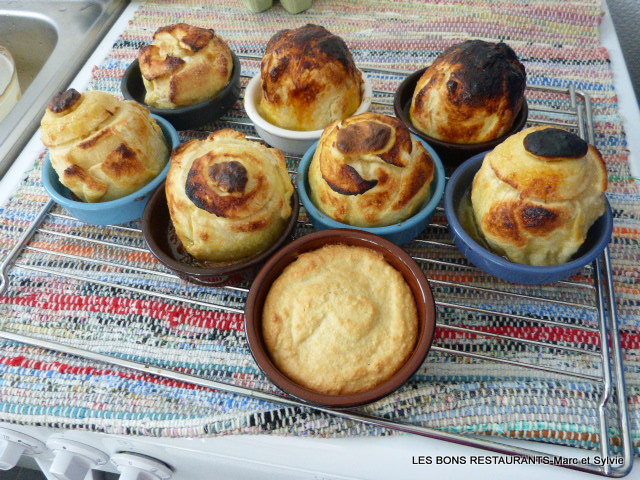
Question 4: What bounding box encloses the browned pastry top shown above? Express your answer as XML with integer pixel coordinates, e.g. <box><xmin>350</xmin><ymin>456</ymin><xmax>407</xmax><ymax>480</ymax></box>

<box><xmin>165</xmin><ymin>129</ymin><xmax>294</xmax><ymax>262</ymax></box>
<box><xmin>41</xmin><ymin>89</ymin><xmax>169</xmax><ymax>203</ymax></box>
<box><xmin>309</xmin><ymin>113</ymin><xmax>434</xmax><ymax>227</ymax></box>
<box><xmin>138</xmin><ymin>23</ymin><xmax>233</xmax><ymax>109</ymax></box>
<box><xmin>48</xmin><ymin>89</ymin><xmax>82</xmax><ymax>114</ymax></box>
<box><xmin>258</xmin><ymin>24</ymin><xmax>363</xmax><ymax>131</ymax></box>
<box><xmin>471</xmin><ymin>126</ymin><xmax>607</xmax><ymax>265</ymax></box>
<box><xmin>410</xmin><ymin>40</ymin><xmax>526</xmax><ymax>144</ymax></box>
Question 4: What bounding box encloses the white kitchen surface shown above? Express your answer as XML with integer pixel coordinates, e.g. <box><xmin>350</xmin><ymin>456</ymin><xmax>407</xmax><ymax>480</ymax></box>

<box><xmin>0</xmin><ymin>1</ymin><xmax>637</xmax><ymax>479</ymax></box>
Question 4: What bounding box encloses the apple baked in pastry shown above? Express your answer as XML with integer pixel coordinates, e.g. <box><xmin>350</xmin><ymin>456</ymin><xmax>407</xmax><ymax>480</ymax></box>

<box><xmin>41</xmin><ymin>89</ymin><xmax>169</xmax><ymax>203</ymax></box>
<box><xmin>308</xmin><ymin>112</ymin><xmax>435</xmax><ymax>227</ymax></box>
<box><xmin>259</xmin><ymin>24</ymin><xmax>363</xmax><ymax>131</ymax></box>
<box><xmin>139</xmin><ymin>23</ymin><xmax>233</xmax><ymax>109</ymax></box>
<box><xmin>410</xmin><ymin>40</ymin><xmax>526</xmax><ymax>144</ymax></box>
<box><xmin>471</xmin><ymin>126</ymin><xmax>608</xmax><ymax>266</ymax></box>
<box><xmin>165</xmin><ymin>129</ymin><xmax>294</xmax><ymax>262</ymax></box>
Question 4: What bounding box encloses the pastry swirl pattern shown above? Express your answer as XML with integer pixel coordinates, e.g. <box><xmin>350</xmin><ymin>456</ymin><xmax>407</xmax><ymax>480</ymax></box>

<box><xmin>166</xmin><ymin>129</ymin><xmax>294</xmax><ymax>262</ymax></box>
<box><xmin>309</xmin><ymin>113</ymin><xmax>434</xmax><ymax>227</ymax></box>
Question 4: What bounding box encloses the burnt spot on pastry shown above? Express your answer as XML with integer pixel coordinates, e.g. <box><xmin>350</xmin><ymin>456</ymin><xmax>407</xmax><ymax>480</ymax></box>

<box><xmin>323</xmin><ymin>164</ymin><xmax>378</xmax><ymax>195</ymax></box>
<box><xmin>185</xmin><ymin>153</ymin><xmax>259</xmax><ymax>217</ymax></box>
<box><xmin>523</xmin><ymin>128</ymin><xmax>588</xmax><ymax>159</ymax></box>
<box><xmin>155</xmin><ymin>23</ymin><xmax>215</xmax><ymax>52</ymax></box>
<box><xmin>63</xmin><ymin>164</ymin><xmax>88</xmax><ymax>181</ymax></box>
<box><xmin>139</xmin><ymin>45</ymin><xmax>186</xmax><ymax>81</ymax></box>
<box><xmin>289</xmin><ymin>79</ymin><xmax>322</xmax><ymax>104</ymax></box>
<box><xmin>209</xmin><ymin>161</ymin><xmax>248</xmax><ymax>193</ymax></box>
<box><xmin>269</xmin><ymin>56</ymin><xmax>290</xmax><ymax>83</ymax></box>
<box><xmin>517</xmin><ymin>203</ymin><xmax>562</xmax><ymax>235</ymax></box>
<box><xmin>336</xmin><ymin>121</ymin><xmax>392</xmax><ymax>154</ymax></box>
<box><xmin>48</xmin><ymin>89</ymin><xmax>81</xmax><ymax>113</ymax></box>
<box><xmin>62</xmin><ymin>164</ymin><xmax>108</xmax><ymax>194</ymax></box>
<box><xmin>267</xmin><ymin>24</ymin><xmax>354</xmax><ymax>70</ymax></box>
<box><xmin>264</xmin><ymin>29</ymin><xmax>288</xmax><ymax>54</ymax></box>
<box><xmin>180</xmin><ymin>28</ymin><xmax>215</xmax><ymax>52</ymax></box>
<box><xmin>434</xmin><ymin>40</ymin><xmax>526</xmax><ymax>109</ymax></box>
<box><xmin>379</xmin><ymin>117</ymin><xmax>412</xmax><ymax>167</ymax></box>
<box><xmin>483</xmin><ymin>201</ymin><xmax>525</xmax><ymax>247</ymax></box>
<box><xmin>78</xmin><ymin>128</ymin><xmax>111</xmax><ymax>150</ymax></box>
<box><xmin>231</xmin><ymin>218</ymin><xmax>269</xmax><ymax>233</ymax></box>
<box><xmin>262</xmin><ymin>24</ymin><xmax>359</xmax><ymax>92</ymax></box>
<box><xmin>102</xmin><ymin>144</ymin><xmax>146</xmax><ymax>181</ymax></box>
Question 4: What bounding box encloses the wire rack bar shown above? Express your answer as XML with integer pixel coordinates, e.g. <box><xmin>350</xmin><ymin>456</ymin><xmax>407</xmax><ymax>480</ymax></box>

<box><xmin>0</xmin><ymin>329</ymin><xmax>616</xmax><ymax>477</ymax></box>
<box><xmin>0</xmin><ymin>58</ymin><xmax>632</xmax><ymax>477</ymax></box>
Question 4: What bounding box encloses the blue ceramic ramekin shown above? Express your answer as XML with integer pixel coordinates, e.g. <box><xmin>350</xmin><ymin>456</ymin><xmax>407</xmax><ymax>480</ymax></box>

<box><xmin>444</xmin><ymin>151</ymin><xmax>614</xmax><ymax>285</ymax></box>
<box><xmin>297</xmin><ymin>137</ymin><xmax>446</xmax><ymax>245</ymax></box>
<box><xmin>42</xmin><ymin>114</ymin><xmax>180</xmax><ymax>226</ymax></box>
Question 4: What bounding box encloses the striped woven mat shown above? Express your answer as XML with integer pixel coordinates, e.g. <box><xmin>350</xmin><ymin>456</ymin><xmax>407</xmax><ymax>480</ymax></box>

<box><xmin>1</xmin><ymin>0</ymin><xmax>639</xmax><ymax>456</ymax></box>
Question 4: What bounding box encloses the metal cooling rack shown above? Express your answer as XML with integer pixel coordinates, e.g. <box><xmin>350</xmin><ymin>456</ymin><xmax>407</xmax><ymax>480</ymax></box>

<box><xmin>0</xmin><ymin>54</ymin><xmax>633</xmax><ymax>477</ymax></box>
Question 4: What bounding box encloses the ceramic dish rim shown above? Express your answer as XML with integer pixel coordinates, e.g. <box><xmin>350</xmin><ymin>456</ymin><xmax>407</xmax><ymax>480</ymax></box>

<box><xmin>42</xmin><ymin>114</ymin><xmax>180</xmax><ymax>211</ymax></box>
<box><xmin>444</xmin><ymin>151</ymin><xmax>614</xmax><ymax>275</ymax></box>
<box><xmin>296</xmin><ymin>136</ymin><xmax>446</xmax><ymax>235</ymax></box>
<box><xmin>244</xmin><ymin>228</ymin><xmax>437</xmax><ymax>408</ymax></box>
<box><xmin>243</xmin><ymin>70</ymin><xmax>373</xmax><ymax>140</ymax></box>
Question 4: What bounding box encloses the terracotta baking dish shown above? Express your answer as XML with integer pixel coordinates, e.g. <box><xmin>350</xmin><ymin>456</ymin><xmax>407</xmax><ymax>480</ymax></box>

<box><xmin>244</xmin><ymin>229</ymin><xmax>437</xmax><ymax>408</ymax></box>
<box><xmin>141</xmin><ymin>181</ymin><xmax>300</xmax><ymax>286</ymax></box>
<box><xmin>394</xmin><ymin>67</ymin><xmax>528</xmax><ymax>171</ymax></box>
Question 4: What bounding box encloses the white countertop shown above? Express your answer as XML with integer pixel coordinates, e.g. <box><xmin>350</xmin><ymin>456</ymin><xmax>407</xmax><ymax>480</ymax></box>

<box><xmin>0</xmin><ymin>1</ymin><xmax>637</xmax><ymax>479</ymax></box>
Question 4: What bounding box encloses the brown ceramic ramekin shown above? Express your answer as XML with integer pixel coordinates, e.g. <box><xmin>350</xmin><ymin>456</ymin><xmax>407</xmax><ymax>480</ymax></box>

<box><xmin>393</xmin><ymin>67</ymin><xmax>528</xmax><ymax>171</ymax></box>
<box><xmin>244</xmin><ymin>229</ymin><xmax>437</xmax><ymax>408</ymax></box>
<box><xmin>141</xmin><ymin>181</ymin><xmax>300</xmax><ymax>286</ymax></box>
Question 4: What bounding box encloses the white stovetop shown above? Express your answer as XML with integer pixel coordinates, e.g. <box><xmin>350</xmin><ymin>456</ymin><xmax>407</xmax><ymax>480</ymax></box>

<box><xmin>0</xmin><ymin>2</ymin><xmax>637</xmax><ymax>479</ymax></box>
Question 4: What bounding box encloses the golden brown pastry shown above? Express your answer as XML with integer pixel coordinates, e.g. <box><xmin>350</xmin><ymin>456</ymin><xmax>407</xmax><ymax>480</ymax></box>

<box><xmin>471</xmin><ymin>126</ymin><xmax>607</xmax><ymax>266</ymax></box>
<box><xmin>309</xmin><ymin>113</ymin><xmax>435</xmax><ymax>227</ymax></box>
<box><xmin>166</xmin><ymin>129</ymin><xmax>294</xmax><ymax>262</ymax></box>
<box><xmin>262</xmin><ymin>244</ymin><xmax>418</xmax><ymax>395</ymax></box>
<box><xmin>259</xmin><ymin>24</ymin><xmax>363</xmax><ymax>131</ymax></box>
<box><xmin>410</xmin><ymin>40</ymin><xmax>526</xmax><ymax>144</ymax></box>
<box><xmin>139</xmin><ymin>23</ymin><xmax>233</xmax><ymax>109</ymax></box>
<box><xmin>41</xmin><ymin>89</ymin><xmax>169</xmax><ymax>203</ymax></box>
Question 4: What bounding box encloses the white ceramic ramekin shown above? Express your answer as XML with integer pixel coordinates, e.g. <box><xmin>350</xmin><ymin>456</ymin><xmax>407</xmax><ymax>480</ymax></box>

<box><xmin>244</xmin><ymin>70</ymin><xmax>372</xmax><ymax>155</ymax></box>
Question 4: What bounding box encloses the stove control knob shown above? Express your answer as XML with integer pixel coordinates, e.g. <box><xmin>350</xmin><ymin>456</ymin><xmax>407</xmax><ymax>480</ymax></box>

<box><xmin>46</xmin><ymin>438</ymin><xmax>109</xmax><ymax>480</ymax></box>
<box><xmin>112</xmin><ymin>453</ymin><xmax>172</xmax><ymax>480</ymax></box>
<box><xmin>0</xmin><ymin>428</ymin><xmax>46</xmax><ymax>470</ymax></box>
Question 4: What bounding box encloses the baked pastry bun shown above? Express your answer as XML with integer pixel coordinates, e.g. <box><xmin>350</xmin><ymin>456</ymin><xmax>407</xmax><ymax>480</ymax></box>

<box><xmin>166</xmin><ymin>129</ymin><xmax>294</xmax><ymax>262</ymax></box>
<box><xmin>41</xmin><ymin>89</ymin><xmax>169</xmax><ymax>203</ymax></box>
<box><xmin>259</xmin><ymin>24</ymin><xmax>363</xmax><ymax>131</ymax></box>
<box><xmin>262</xmin><ymin>244</ymin><xmax>418</xmax><ymax>395</ymax></box>
<box><xmin>139</xmin><ymin>23</ymin><xmax>233</xmax><ymax>109</ymax></box>
<box><xmin>309</xmin><ymin>113</ymin><xmax>435</xmax><ymax>227</ymax></box>
<box><xmin>471</xmin><ymin>126</ymin><xmax>607</xmax><ymax>266</ymax></box>
<box><xmin>410</xmin><ymin>40</ymin><xmax>526</xmax><ymax>144</ymax></box>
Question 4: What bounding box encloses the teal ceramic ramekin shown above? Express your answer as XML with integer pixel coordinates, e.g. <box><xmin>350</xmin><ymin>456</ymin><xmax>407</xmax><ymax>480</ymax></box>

<box><xmin>42</xmin><ymin>114</ymin><xmax>180</xmax><ymax>226</ymax></box>
<box><xmin>297</xmin><ymin>137</ymin><xmax>446</xmax><ymax>245</ymax></box>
